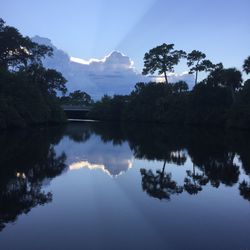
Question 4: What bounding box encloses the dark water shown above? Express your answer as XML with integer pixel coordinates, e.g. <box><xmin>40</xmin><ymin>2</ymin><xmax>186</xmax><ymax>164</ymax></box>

<box><xmin>0</xmin><ymin>122</ymin><xmax>250</xmax><ymax>250</ymax></box>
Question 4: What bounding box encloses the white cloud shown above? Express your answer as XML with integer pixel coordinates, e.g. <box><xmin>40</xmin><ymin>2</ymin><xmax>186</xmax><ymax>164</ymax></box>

<box><xmin>32</xmin><ymin>36</ymin><xmax>194</xmax><ymax>99</ymax></box>
<box><xmin>70</xmin><ymin>57</ymin><xmax>93</xmax><ymax>65</ymax></box>
<box><xmin>70</xmin><ymin>51</ymin><xmax>135</xmax><ymax>73</ymax></box>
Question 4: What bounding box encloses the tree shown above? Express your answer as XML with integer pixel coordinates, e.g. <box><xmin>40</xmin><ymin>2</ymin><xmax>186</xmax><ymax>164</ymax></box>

<box><xmin>68</xmin><ymin>90</ymin><xmax>93</xmax><ymax>106</ymax></box>
<box><xmin>172</xmin><ymin>80</ymin><xmax>189</xmax><ymax>93</ymax></box>
<box><xmin>203</xmin><ymin>65</ymin><xmax>242</xmax><ymax>101</ymax></box>
<box><xmin>243</xmin><ymin>56</ymin><xmax>250</xmax><ymax>74</ymax></box>
<box><xmin>220</xmin><ymin>68</ymin><xmax>243</xmax><ymax>101</ymax></box>
<box><xmin>0</xmin><ymin>18</ymin><xmax>52</xmax><ymax>70</ymax></box>
<box><xmin>24</xmin><ymin>64</ymin><xmax>67</xmax><ymax>96</ymax></box>
<box><xmin>184</xmin><ymin>164</ymin><xmax>208</xmax><ymax>195</ymax></box>
<box><xmin>142</xmin><ymin>43</ymin><xmax>186</xmax><ymax>84</ymax></box>
<box><xmin>187</xmin><ymin>50</ymin><xmax>214</xmax><ymax>85</ymax></box>
<box><xmin>204</xmin><ymin>63</ymin><xmax>224</xmax><ymax>87</ymax></box>
<box><xmin>0</xmin><ymin>18</ymin><xmax>68</xmax><ymax>128</ymax></box>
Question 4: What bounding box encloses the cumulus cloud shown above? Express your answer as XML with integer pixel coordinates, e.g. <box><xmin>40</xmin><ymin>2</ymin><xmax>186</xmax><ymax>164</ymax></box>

<box><xmin>32</xmin><ymin>36</ymin><xmax>194</xmax><ymax>99</ymax></box>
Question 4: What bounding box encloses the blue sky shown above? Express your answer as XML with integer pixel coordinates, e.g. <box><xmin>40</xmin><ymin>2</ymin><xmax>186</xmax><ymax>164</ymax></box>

<box><xmin>1</xmin><ymin>0</ymin><xmax>250</xmax><ymax>74</ymax></box>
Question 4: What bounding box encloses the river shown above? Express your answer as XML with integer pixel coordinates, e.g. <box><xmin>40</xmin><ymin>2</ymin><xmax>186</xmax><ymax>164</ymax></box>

<box><xmin>0</xmin><ymin>121</ymin><xmax>250</xmax><ymax>250</ymax></box>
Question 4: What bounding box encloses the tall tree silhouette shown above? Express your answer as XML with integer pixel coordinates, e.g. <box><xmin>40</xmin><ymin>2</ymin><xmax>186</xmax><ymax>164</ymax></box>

<box><xmin>142</xmin><ymin>43</ymin><xmax>186</xmax><ymax>84</ymax></box>
<box><xmin>187</xmin><ymin>50</ymin><xmax>214</xmax><ymax>85</ymax></box>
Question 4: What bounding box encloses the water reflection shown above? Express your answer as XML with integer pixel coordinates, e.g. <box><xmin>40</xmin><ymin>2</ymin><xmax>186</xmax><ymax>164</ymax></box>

<box><xmin>184</xmin><ymin>164</ymin><xmax>209</xmax><ymax>194</ymax></box>
<box><xmin>239</xmin><ymin>180</ymin><xmax>250</xmax><ymax>201</ymax></box>
<box><xmin>1</xmin><ymin>122</ymin><xmax>250</xmax><ymax>234</ymax></box>
<box><xmin>88</xmin><ymin>122</ymin><xmax>250</xmax><ymax>201</ymax></box>
<box><xmin>59</xmin><ymin>123</ymin><xmax>133</xmax><ymax>176</ymax></box>
<box><xmin>69</xmin><ymin>159</ymin><xmax>133</xmax><ymax>176</ymax></box>
<box><xmin>0</xmin><ymin>127</ymin><xmax>67</xmax><ymax>231</ymax></box>
<box><xmin>140</xmin><ymin>161</ymin><xmax>183</xmax><ymax>200</ymax></box>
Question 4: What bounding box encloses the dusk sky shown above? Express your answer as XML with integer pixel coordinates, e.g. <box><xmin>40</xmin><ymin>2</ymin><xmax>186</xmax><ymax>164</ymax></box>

<box><xmin>1</xmin><ymin>0</ymin><xmax>249</xmax><ymax>73</ymax></box>
<box><xmin>1</xmin><ymin>1</ymin><xmax>250</xmax><ymax>246</ymax></box>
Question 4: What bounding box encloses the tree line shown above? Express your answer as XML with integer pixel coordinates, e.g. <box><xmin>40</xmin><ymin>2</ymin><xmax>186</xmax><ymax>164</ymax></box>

<box><xmin>89</xmin><ymin>43</ymin><xmax>250</xmax><ymax>129</ymax></box>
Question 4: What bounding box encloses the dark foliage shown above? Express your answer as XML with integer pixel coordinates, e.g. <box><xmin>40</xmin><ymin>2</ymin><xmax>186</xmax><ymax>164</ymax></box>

<box><xmin>142</xmin><ymin>43</ymin><xmax>186</xmax><ymax>84</ymax></box>
<box><xmin>0</xmin><ymin>127</ymin><xmax>67</xmax><ymax>231</ymax></box>
<box><xmin>88</xmin><ymin>78</ymin><xmax>250</xmax><ymax>129</ymax></box>
<box><xmin>243</xmin><ymin>56</ymin><xmax>250</xmax><ymax>74</ymax></box>
<box><xmin>0</xmin><ymin>18</ymin><xmax>67</xmax><ymax>129</ymax></box>
<box><xmin>59</xmin><ymin>90</ymin><xmax>93</xmax><ymax>106</ymax></box>
<box><xmin>74</xmin><ymin>121</ymin><xmax>250</xmax><ymax>202</ymax></box>
<box><xmin>89</xmin><ymin>69</ymin><xmax>249</xmax><ymax>129</ymax></box>
<box><xmin>88</xmin><ymin>42</ymin><xmax>250</xmax><ymax>130</ymax></box>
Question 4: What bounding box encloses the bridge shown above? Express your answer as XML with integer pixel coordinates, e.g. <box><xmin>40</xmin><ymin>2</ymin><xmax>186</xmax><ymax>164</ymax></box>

<box><xmin>61</xmin><ymin>105</ymin><xmax>92</xmax><ymax>120</ymax></box>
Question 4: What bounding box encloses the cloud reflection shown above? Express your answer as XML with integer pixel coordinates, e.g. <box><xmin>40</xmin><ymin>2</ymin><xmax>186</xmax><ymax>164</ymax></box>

<box><xmin>69</xmin><ymin>159</ymin><xmax>133</xmax><ymax>177</ymax></box>
<box><xmin>55</xmin><ymin>132</ymin><xmax>134</xmax><ymax>177</ymax></box>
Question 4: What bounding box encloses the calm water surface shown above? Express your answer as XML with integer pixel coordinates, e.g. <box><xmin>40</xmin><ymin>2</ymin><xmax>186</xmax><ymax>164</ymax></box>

<box><xmin>0</xmin><ymin>122</ymin><xmax>250</xmax><ymax>250</ymax></box>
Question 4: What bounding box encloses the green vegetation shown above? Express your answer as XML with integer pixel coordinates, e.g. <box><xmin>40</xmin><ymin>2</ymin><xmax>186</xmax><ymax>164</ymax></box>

<box><xmin>89</xmin><ymin>43</ymin><xmax>250</xmax><ymax>130</ymax></box>
<box><xmin>0</xmin><ymin>18</ymin><xmax>67</xmax><ymax>129</ymax></box>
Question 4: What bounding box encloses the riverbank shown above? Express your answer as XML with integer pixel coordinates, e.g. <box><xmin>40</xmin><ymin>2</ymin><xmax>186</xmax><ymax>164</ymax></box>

<box><xmin>0</xmin><ymin>94</ymin><xmax>67</xmax><ymax>130</ymax></box>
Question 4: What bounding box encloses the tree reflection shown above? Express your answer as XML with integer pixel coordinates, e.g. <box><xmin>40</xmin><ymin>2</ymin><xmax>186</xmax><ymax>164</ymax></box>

<box><xmin>169</xmin><ymin>150</ymin><xmax>187</xmax><ymax>166</ymax></box>
<box><xmin>88</xmin><ymin>122</ymin><xmax>250</xmax><ymax>202</ymax></box>
<box><xmin>0</xmin><ymin>127</ymin><xmax>66</xmax><ymax>231</ymax></box>
<box><xmin>65</xmin><ymin>122</ymin><xmax>91</xmax><ymax>142</ymax></box>
<box><xmin>202</xmin><ymin>157</ymin><xmax>240</xmax><ymax>188</ymax></box>
<box><xmin>1</xmin><ymin>120</ymin><xmax>250</xmax><ymax>232</ymax></box>
<box><xmin>190</xmin><ymin>150</ymin><xmax>240</xmax><ymax>189</ymax></box>
<box><xmin>184</xmin><ymin>164</ymin><xmax>209</xmax><ymax>195</ymax></box>
<box><xmin>239</xmin><ymin>181</ymin><xmax>250</xmax><ymax>202</ymax></box>
<box><xmin>0</xmin><ymin>178</ymin><xmax>52</xmax><ymax>231</ymax></box>
<box><xmin>140</xmin><ymin>161</ymin><xmax>183</xmax><ymax>200</ymax></box>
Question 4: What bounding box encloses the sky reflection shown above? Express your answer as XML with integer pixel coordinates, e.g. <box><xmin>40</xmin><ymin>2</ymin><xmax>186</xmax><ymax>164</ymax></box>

<box><xmin>1</xmin><ymin>122</ymin><xmax>250</xmax><ymax>249</ymax></box>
